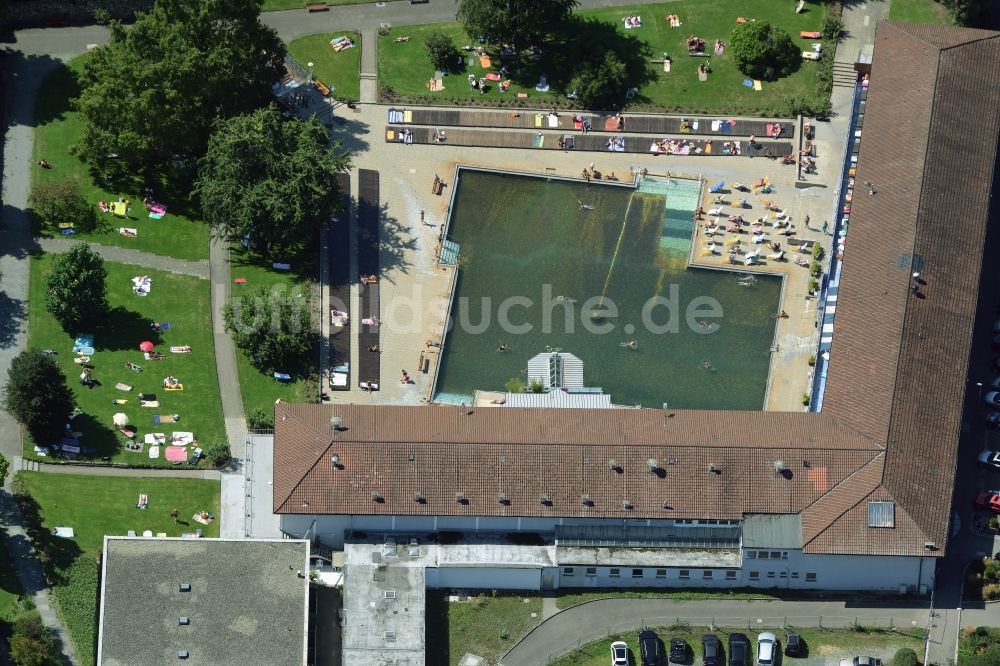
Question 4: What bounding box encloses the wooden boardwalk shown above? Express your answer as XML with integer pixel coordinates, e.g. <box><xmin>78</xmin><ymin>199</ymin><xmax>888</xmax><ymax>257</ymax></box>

<box><xmin>389</xmin><ymin>107</ymin><xmax>794</xmax><ymax>139</ymax></box>
<box><xmin>357</xmin><ymin>169</ymin><xmax>380</xmax><ymax>388</ymax></box>
<box><xmin>385</xmin><ymin>126</ymin><xmax>794</xmax><ymax>157</ymax></box>
<box><xmin>329</xmin><ymin>172</ymin><xmax>352</xmax><ymax>391</ymax></box>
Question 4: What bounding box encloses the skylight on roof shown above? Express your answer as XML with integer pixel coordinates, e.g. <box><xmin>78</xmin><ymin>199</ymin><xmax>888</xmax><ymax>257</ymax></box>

<box><xmin>867</xmin><ymin>501</ymin><xmax>895</xmax><ymax>528</ymax></box>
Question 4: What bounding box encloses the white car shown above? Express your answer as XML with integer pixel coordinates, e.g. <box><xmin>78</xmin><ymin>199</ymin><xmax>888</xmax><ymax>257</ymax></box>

<box><xmin>757</xmin><ymin>632</ymin><xmax>777</xmax><ymax>666</ymax></box>
<box><xmin>612</xmin><ymin>640</ymin><xmax>629</xmax><ymax>666</ymax></box>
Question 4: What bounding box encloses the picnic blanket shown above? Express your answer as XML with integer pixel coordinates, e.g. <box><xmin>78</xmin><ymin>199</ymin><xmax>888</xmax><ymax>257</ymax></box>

<box><xmin>115</xmin><ymin>383</ymin><xmax>132</xmax><ymax>392</ymax></box>
<box><xmin>53</xmin><ymin>527</ymin><xmax>75</xmax><ymax>538</ymax></box>
<box><xmin>165</xmin><ymin>446</ymin><xmax>187</xmax><ymax>462</ymax></box>
<box><xmin>170</xmin><ymin>431</ymin><xmax>195</xmax><ymax>446</ymax></box>
<box><xmin>73</xmin><ymin>334</ymin><xmax>94</xmax><ymax>353</ymax></box>
<box><xmin>140</xmin><ymin>400</ymin><xmax>160</xmax><ymax>408</ymax></box>
<box><xmin>479</xmin><ymin>55</ymin><xmax>491</xmax><ymax>68</ymax></box>
<box><xmin>144</xmin><ymin>433</ymin><xmax>166</xmax><ymax>445</ymax></box>
<box><xmin>148</xmin><ymin>445</ymin><xmax>160</xmax><ymax>459</ymax></box>
<box><xmin>119</xmin><ymin>227</ymin><xmax>138</xmax><ymax>237</ymax></box>
<box><xmin>485</xmin><ymin>72</ymin><xmax>501</xmax><ymax>81</ymax></box>
<box><xmin>272</xmin><ymin>262</ymin><xmax>291</xmax><ymax>270</ymax></box>
<box><xmin>170</xmin><ymin>346</ymin><xmax>191</xmax><ymax>353</ymax></box>
<box><xmin>132</xmin><ymin>275</ymin><xmax>152</xmax><ymax>296</ymax></box>
<box><xmin>152</xmin><ymin>414</ymin><xmax>177</xmax><ymax>425</ymax></box>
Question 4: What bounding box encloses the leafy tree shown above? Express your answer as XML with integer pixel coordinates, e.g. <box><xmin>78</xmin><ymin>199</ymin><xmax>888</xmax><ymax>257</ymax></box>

<box><xmin>204</xmin><ymin>441</ymin><xmax>231</xmax><ymax>467</ymax></box>
<box><xmin>504</xmin><ymin>377</ymin><xmax>525</xmax><ymax>393</ymax></box>
<box><xmin>8</xmin><ymin>610</ymin><xmax>57</xmax><ymax>666</ymax></box>
<box><xmin>29</xmin><ymin>180</ymin><xmax>97</xmax><ymax>233</ymax></box>
<box><xmin>0</xmin><ymin>453</ymin><xmax>8</xmax><ymax>488</ymax></box>
<box><xmin>941</xmin><ymin>0</ymin><xmax>990</xmax><ymax>25</ymax></box>
<box><xmin>457</xmin><ymin>0</ymin><xmax>579</xmax><ymax>48</ymax></box>
<box><xmin>3</xmin><ymin>350</ymin><xmax>75</xmax><ymax>450</ymax></box>
<box><xmin>246</xmin><ymin>406</ymin><xmax>274</xmax><ymax>429</ymax></box>
<box><xmin>75</xmin><ymin>0</ymin><xmax>285</xmax><ymax>183</ymax></box>
<box><xmin>821</xmin><ymin>14</ymin><xmax>845</xmax><ymax>41</ymax></box>
<box><xmin>425</xmin><ymin>31</ymin><xmax>457</xmax><ymax>71</ymax></box>
<box><xmin>197</xmin><ymin>107</ymin><xmax>349</xmax><ymax>256</ymax></box>
<box><xmin>223</xmin><ymin>287</ymin><xmax>314</xmax><ymax>373</ymax></box>
<box><xmin>568</xmin><ymin>50</ymin><xmax>628</xmax><ymax>108</ymax></box>
<box><xmin>892</xmin><ymin>648</ymin><xmax>919</xmax><ymax>666</ymax></box>
<box><xmin>730</xmin><ymin>21</ymin><xmax>799</xmax><ymax>81</ymax></box>
<box><xmin>528</xmin><ymin>378</ymin><xmax>545</xmax><ymax>393</ymax></box>
<box><xmin>45</xmin><ymin>244</ymin><xmax>108</xmax><ymax>332</ymax></box>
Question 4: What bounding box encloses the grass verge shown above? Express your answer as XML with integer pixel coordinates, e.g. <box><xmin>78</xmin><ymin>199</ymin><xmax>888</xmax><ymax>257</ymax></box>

<box><xmin>426</xmin><ymin>591</ymin><xmax>543</xmax><ymax>666</ymax></box>
<box><xmin>32</xmin><ymin>55</ymin><xmax>209</xmax><ymax>262</ymax></box>
<box><xmin>377</xmin><ymin>0</ymin><xmax>829</xmax><ymax>116</ymax></box>
<box><xmin>25</xmin><ymin>255</ymin><xmax>225</xmax><ymax>466</ymax></box>
<box><xmin>887</xmin><ymin>0</ymin><xmax>952</xmax><ymax>24</ymax></box>
<box><xmin>555</xmin><ymin>588</ymin><xmax>781</xmax><ymax>609</ymax></box>
<box><xmin>263</xmin><ymin>0</ymin><xmax>375</xmax><ymax>10</ymax></box>
<box><xmin>286</xmin><ymin>32</ymin><xmax>362</xmax><ymax>101</ymax></box>
<box><xmin>229</xmin><ymin>246</ymin><xmax>316</xmax><ymax>418</ymax></box>
<box><xmin>550</xmin><ymin>626</ymin><xmax>924</xmax><ymax>666</ymax></box>
<box><xmin>14</xmin><ymin>471</ymin><xmax>220</xmax><ymax>666</ymax></box>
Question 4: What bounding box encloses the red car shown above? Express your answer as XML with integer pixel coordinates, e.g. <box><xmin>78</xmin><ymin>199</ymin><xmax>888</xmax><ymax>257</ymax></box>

<box><xmin>975</xmin><ymin>491</ymin><xmax>1000</xmax><ymax>513</ymax></box>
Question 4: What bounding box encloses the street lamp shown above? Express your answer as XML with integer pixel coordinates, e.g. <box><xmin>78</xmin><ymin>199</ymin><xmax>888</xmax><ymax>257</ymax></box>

<box><xmin>977</xmin><ymin>382</ymin><xmax>984</xmax><ymax>402</ymax></box>
<box><xmin>307</xmin><ymin>61</ymin><xmax>314</xmax><ymax>84</ymax></box>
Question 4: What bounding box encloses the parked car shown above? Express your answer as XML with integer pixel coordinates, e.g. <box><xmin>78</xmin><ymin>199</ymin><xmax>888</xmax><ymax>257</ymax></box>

<box><xmin>703</xmin><ymin>634</ymin><xmax>722</xmax><ymax>666</ymax></box>
<box><xmin>668</xmin><ymin>637</ymin><xmax>688</xmax><ymax>664</ymax></box>
<box><xmin>985</xmin><ymin>391</ymin><xmax>1000</xmax><ymax>408</ymax></box>
<box><xmin>756</xmin><ymin>632</ymin><xmax>778</xmax><ymax>666</ymax></box>
<box><xmin>639</xmin><ymin>630</ymin><xmax>663</xmax><ymax>666</ymax></box>
<box><xmin>612</xmin><ymin>640</ymin><xmax>630</xmax><ymax>666</ymax></box>
<box><xmin>784</xmin><ymin>633</ymin><xmax>801</xmax><ymax>657</ymax></box>
<box><xmin>988</xmin><ymin>412</ymin><xmax>1000</xmax><ymax>431</ymax></box>
<box><xmin>728</xmin><ymin>633</ymin><xmax>750</xmax><ymax>666</ymax></box>
<box><xmin>976</xmin><ymin>491</ymin><xmax>1000</xmax><ymax>513</ymax></box>
<box><xmin>839</xmin><ymin>658</ymin><xmax>882</xmax><ymax>666</ymax></box>
<box><xmin>979</xmin><ymin>450</ymin><xmax>1000</xmax><ymax>469</ymax></box>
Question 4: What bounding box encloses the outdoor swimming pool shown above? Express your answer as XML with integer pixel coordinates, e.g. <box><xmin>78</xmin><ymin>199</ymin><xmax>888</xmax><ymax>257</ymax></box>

<box><xmin>433</xmin><ymin>169</ymin><xmax>782</xmax><ymax>409</ymax></box>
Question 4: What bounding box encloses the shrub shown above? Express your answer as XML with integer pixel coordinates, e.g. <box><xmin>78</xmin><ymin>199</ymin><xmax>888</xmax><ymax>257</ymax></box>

<box><xmin>892</xmin><ymin>648</ymin><xmax>919</xmax><ymax>666</ymax></box>
<box><xmin>29</xmin><ymin>180</ymin><xmax>97</xmax><ymax>233</ymax></box>
<box><xmin>801</xmin><ymin>393</ymin><xmax>810</xmax><ymax>406</ymax></box>
<box><xmin>807</xmin><ymin>355</ymin><xmax>816</xmax><ymax>367</ymax></box>
<box><xmin>204</xmin><ymin>441</ymin><xmax>231</xmax><ymax>468</ymax></box>
<box><xmin>984</xmin><ymin>583</ymin><xmax>1000</xmax><ymax>600</ymax></box>
<box><xmin>991</xmin><ymin>517</ymin><xmax>1000</xmax><ymax>531</ymax></box>
<box><xmin>809</xmin><ymin>261</ymin><xmax>823</xmax><ymax>279</ymax></box>
<box><xmin>821</xmin><ymin>14</ymin><xmax>845</xmax><ymax>41</ymax></box>
<box><xmin>807</xmin><ymin>278</ymin><xmax>819</xmax><ymax>294</ymax></box>
<box><xmin>812</xmin><ymin>244</ymin><xmax>825</xmax><ymax>261</ymax></box>
<box><xmin>246</xmin><ymin>407</ymin><xmax>274</xmax><ymax>430</ymax></box>
<box><xmin>730</xmin><ymin>21</ymin><xmax>799</xmax><ymax>81</ymax></box>
<box><xmin>505</xmin><ymin>377</ymin><xmax>525</xmax><ymax>393</ymax></box>
<box><xmin>9</xmin><ymin>610</ymin><xmax>57</xmax><ymax>666</ymax></box>
<box><xmin>528</xmin><ymin>379</ymin><xmax>546</xmax><ymax>394</ymax></box>
<box><xmin>44</xmin><ymin>243</ymin><xmax>109</xmax><ymax>332</ymax></box>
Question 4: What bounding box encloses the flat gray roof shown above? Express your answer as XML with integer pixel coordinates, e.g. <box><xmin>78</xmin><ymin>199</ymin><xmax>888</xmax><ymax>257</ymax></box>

<box><xmin>742</xmin><ymin>514</ymin><xmax>803</xmax><ymax>549</ymax></box>
<box><xmin>98</xmin><ymin>538</ymin><xmax>309</xmax><ymax>666</ymax></box>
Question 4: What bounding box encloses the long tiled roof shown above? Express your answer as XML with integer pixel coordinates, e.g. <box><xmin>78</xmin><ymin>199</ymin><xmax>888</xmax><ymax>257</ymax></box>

<box><xmin>273</xmin><ymin>23</ymin><xmax>1000</xmax><ymax>558</ymax></box>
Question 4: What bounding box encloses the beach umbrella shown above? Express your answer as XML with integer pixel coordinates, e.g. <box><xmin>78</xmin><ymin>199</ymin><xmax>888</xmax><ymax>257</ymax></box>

<box><xmin>113</xmin><ymin>412</ymin><xmax>129</xmax><ymax>427</ymax></box>
<box><xmin>139</xmin><ymin>341</ymin><xmax>155</xmax><ymax>352</ymax></box>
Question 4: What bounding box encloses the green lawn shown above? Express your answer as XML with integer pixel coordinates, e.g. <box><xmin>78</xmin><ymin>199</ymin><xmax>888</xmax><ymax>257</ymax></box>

<box><xmin>24</xmin><ymin>256</ymin><xmax>225</xmax><ymax>466</ymax></box>
<box><xmin>378</xmin><ymin>1</ymin><xmax>830</xmax><ymax>116</ymax></box>
<box><xmin>16</xmin><ymin>472</ymin><xmax>220</xmax><ymax>666</ymax></box>
<box><xmin>887</xmin><ymin>0</ymin><xmax>952</xmax><ymax>23</ymax></box>
<box><xmin>32</xmin><ymin>56</ymin><xmax>210</xmax><ymax>262</ymax></box>
<box><xmin>287</xmin><ymin>32</ymin><xmax>362</xmax><ymax>101</ymax></box>
<box><xmin>427</xmin><ymin>592</ymin><xmax>544</xmax><ymax>666</ymax></box>
<box><xmin>555</xmin><ymin>588</ymin><xmax>780</xmax><ymax>609</ymax></box>
<box><xmin>263</xmin><ymin>0</ymin><xmax>374</xmax><ymax>10</ymax></box>
<box><xmin>230</xmin><ymin>246</ymin><xmax>315</xmax><ymax>419</ymax></box>
<box><xmin>550</xmin><ymin>626</ymin><xmax>924</xmax><ymax>666</ymax></box>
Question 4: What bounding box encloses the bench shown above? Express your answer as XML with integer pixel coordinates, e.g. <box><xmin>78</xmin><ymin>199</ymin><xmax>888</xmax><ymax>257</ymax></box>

<box><xmin>314</xmin><ymin>79</ymin><xmax>331</xmax><ymax>96</ymax></box>
<box><xmin>306</xmin><ymin>2</ymin><xmax>329</xmax><ymax>11</ymax></box>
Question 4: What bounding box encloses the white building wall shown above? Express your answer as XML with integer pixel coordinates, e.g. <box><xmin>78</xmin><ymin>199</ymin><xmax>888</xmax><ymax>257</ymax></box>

<box><xmin>559</xmin><ymin>565</ymin><xmax>742</xmax><ymax>590</ymax></box>
<box><xmin>739</xmin><ymin>549</ymin><xmax>934</xmax><ymax>592</ymax></box>
<box><xmin>434</xmin><ymin>568</ymin><xmax>542</xmax><ymax>590</ymax></box>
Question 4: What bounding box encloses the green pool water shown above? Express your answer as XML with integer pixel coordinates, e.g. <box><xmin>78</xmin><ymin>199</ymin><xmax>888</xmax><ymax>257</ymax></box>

<box><xmin>434</xmin><ymin>170</ymin><xmax>782</xmax><ymax>410</ymax></box>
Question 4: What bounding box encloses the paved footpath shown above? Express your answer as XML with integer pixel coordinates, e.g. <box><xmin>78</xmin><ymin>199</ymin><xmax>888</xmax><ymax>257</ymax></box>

<box><xmin>28</xmin><ymin>461</ymin><xmax>220</xmax><ymax>480</ymax></box>
<box><xmin>38</xmin><ymin>237</ymin><xmax>209</xmax><ymax>279</ymax></box>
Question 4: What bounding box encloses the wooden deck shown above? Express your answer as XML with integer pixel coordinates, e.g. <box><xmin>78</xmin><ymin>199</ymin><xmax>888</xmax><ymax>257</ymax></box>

<box><xmin>389</xmin><ymin>107</ymin><xmax>794</xmax><ymax>139</ymax></box>
<box><xmin>385</xmin><ymin>126</ymin><xmax>794</xmax><ymax>157</ymax></box>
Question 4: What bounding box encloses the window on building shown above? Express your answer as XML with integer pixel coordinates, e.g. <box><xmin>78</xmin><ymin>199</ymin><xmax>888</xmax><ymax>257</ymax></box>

<box><xmin>563</xmin><ymin>567</ymin><xmax>574</xmax><ymax>576</ymax></box>
<box><xmin>806</xmin><ymin>572</ymin><xmax>817</xmax><ymax>582</ymax></box>
<box><xmin>781</xmin><ymin>552</ymin><xmax>788</xmax><ymax>560</ymax></box>
<box><xmin>679</xmin><ymin>570</ymin><xmax>690</xmax><ymax>579</ymax></box>
<box><xmin>749</xmin><ymin>571</ymin><xmax>760</xmax><ymax>580</ymax></box>
<box><xmin>779</xmin><ymin>571</ymin><xmax>787</xmax><ymax>579</ymax></box>
<box><xmin>656</xmin><ymin>569</ymin><xmax>667</xmax><ymax>579</ymax></box>
<box><xmin>767</xmin><ymin>572</ymin><xmax>776</xmax><ymax>579</ymax></box>
<box><xmin>586</xmin><ymin>567</ymin><xmax>597</xmax><ymax>577</ymax></box>
<box><xmin>745</xmin><ymin>551</ymin><xmax>757</xmax><ymax>559</ymax></box>
<box><xmin>703</xmin><ymin>570</ymin><xmax>713</xmax><ymax>579</ymax></box>
<box><xmin>757</xmin><ymin>551</ymin><xmax>769</xmax><ymax>559</ymax></box>
<box><xmin>726</xmin><ymin>570</ymin><xmax>737</xmax><ymax>580</ymax></box>
<box><xmin>867</xmin><ymin>501</ymin><xmax>895</xmax><ymax>528</ymax></box>
<box><xmin>770</xmin><ymin>551</ymin><xmax>783</xmax><ymax>560</ymax></box>
<box><xmin>632</xmin><ymin>569</ymin><xmax>644</xmax><ymax>578</ymax></box>
<box><xmin>791</xmin><ymin>572</ymin><xmax>800</xmax><ymax>579</ymax></box>
<box><xmin>610</xmin><ymin>568</ymin><xmax>621</xmax><ymax>578</ymax></box>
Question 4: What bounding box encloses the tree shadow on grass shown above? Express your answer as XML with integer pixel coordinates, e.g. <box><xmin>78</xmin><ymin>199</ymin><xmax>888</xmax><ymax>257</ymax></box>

<box><xmin>93</xmin><ymin>306</ymin><xmax>163</xmax><ymax>352</ymax></box>
<box><xmin>9</xmin><ymin>492</ymin><xmax>83</xmax><ymax>588</ymax></box>
<box><xmin>378</xmin><ymin>203</ymin><xmax>417</xmax><ymax>280</ymax></box>
<box><xmin>65</xmin><ymin>412</ymin><xmax>121</xmax><ymax>461</ymax></box>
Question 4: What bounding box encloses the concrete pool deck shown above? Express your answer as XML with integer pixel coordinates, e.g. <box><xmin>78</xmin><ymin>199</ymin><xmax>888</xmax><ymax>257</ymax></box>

<box><xmin>323</xmin><ymin>103</ymin><xmax>842</xmax><ymax>413</ymax></box>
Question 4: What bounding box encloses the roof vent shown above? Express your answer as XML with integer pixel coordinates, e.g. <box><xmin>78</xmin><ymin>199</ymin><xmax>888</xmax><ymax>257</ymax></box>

<box><xmin>802</xmin><ymin>459</ymin><xmax>810</xmax><ymax>468</ymax></box>
<box><xmin>497</xmin><ymin>492</ymin><xmax>509</xmax><ymax>505</ymax></box>
<box><xmin>539</xmin><ymin>494</ymin><xmax>551</xmax><ymax>505</ymax></box>
<box><xmin>924</xmin><ymin>541</ymin><xmax>938</xmax><ymax>551</ymax></box>
<box><xmin>372</xmin><ymin>490</ymin><xmax>384</xmax><ymax>502</ymax></box>
<box><xmin>661</xmin><ymin>500</ymin><xmax>672</xmax><ymax>510</ymax></box>
<box><xmin>455</xmin><ymin>492</ymin><xmax>466</xmax><ymax>504</ymax></box>
<box><xmin>608</xmin><ymin>458</ymin><xmax>620</xmax><ymax>472</ymax></box>
<box><xmin>708</xmin><ymin>463</ymin><xmax>720</xmax><ymax>474</ymax></box>
<box><xmin>330</xmin><ymin>416</ymin><xmax>343</xmax><ymax>431</ymax></box>
<box><xmin>623</xmin><ymin>500</ymin><xmax>633</xmax><ymax>510</ymax></box>
<box><xmin>385</xmin><ymin>590</ymin><xmax>396</xmax><ymax>600</ymax></box>
<box><xmin>385</xmin><ymin>631</ymin><xmax>396</xmax><ymax>641</ymax></box>
<box><xmin>407</xmin><ymin>452</ymin><xmax>415</xmax><ymax>462</ymax></box>
<box><xmin>331</xmin><ymin>453</ymin><xmax>341</xmax><ymax>470</ymax></box>
<box><xmin>178</xmin><ymin>617</ymin><xmax>189</xmax><ymax>626</ymax></box>
<box><xmin>580</xmin><ymin>494</ymin><xmax>593</xmax><ymax>506</ymax></box>
<box><xmin>179</xmin><ymin>583</ymin><xmax>191</xmax><ymax>592</ymax></box>
<box><xmin>667</xmin><ymin>457</ymin><xmax>676</xmax><ymax>465</ymax></box>
<box><xmin>178</xmin><ymin>650</ymin><xmax>189</xmax><ymax>659</ymax></box>
<box><xmin>413</xmin><ymin>491</ymin><xmax>424</xmax><ymax>503</ymax></box>
<box><xmin>647</xmin><ymin>458</ymin><xmax>659</xmax><ymax>473</ymax></box>
<box><xmin>773</xmin><ymin>460</ymin><xmax>785</xmax><ymax>473</ymax></box>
